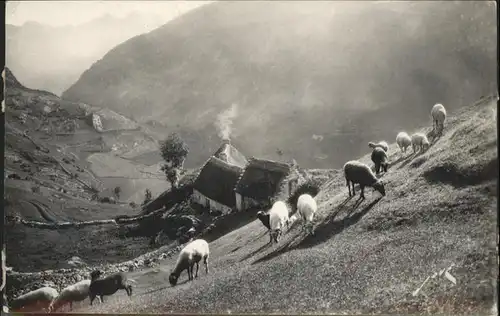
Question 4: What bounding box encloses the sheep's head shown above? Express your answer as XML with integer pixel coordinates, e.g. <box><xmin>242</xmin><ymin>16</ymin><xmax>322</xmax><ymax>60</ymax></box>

<box><xmin>368</xmin><ymin>142</ymin><xmax>376</xmax><ymax>149</ymax></box>
<box><xmin>422</xmin><ymin>139</ymin><xmax>430</xmax><ymax>151</ymax></box>
<box><xmin>169</xmin><ymin>273</ymin><xmax>179</xmax><ymax>286</ymax></box>
<box><xmin>90</xmin><ymin>270</ymin><xmax>103</xmax><ymax>281</ymax></box>
<box><xmin>271</xmin><ymin>229</ymin><xmax>282</xmax><ymax>243</ymax></box>
<box><xmin>373</xmin><ymin>181</ymin><xmax>386</xmax><ymax>197</ymax></box>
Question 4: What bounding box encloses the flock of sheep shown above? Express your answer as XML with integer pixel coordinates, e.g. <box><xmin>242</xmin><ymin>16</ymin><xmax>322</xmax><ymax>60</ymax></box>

<box><xmin>6</xmin><ymin>103</ymin><xmax>447</xmax><ymax>313</ymax></box>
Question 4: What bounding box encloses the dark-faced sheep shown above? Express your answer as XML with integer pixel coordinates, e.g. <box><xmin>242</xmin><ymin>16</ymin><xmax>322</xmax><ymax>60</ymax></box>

<box><xmin>88</xmin><ymin>271</ymin><xmax>134</xmax><ymax>305</ymax></box>
<box><xmin>371</xmin><ymin>147</ymin><xmax>389</xmax><ymax>174</ymax></box>
<box><xmin>169</xmin><ymin>239</ymin><xmax>210</xmax><ymax>286</ymax></box>
<box><xmin>344</xmin><ymin>160</ymin><xmax>386</xmax><ymax>199</ymax></box>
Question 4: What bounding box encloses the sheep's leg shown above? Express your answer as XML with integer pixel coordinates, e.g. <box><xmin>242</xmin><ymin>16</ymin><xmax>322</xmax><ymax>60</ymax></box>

<box><xmin>100</xmin><ymin>296</ymin><xmax>104</xmax><ymax>303</ymax></box>
<box><xmin>90</xmin><ymin>294</ymin><xmax>96</xmax><ymax>306</ymax></box>
<box><xmin>351</xmin><ymin>182</ymin><xmax>356</xmax><ymax>196</ymax></box>
<box><xmin>375</xmin><ymin>163</ymin><xmax>380</xmax><ymax>174</ymax></box>
<box><xmin>360</xmin><ymin>185</ymin><xmax>365</xmax><ymax>199</ymax></box>
<box><xmin>204</xmin><ymin>256</ymin><xmax>209</xmax><ymax>274</ymax></box>
<box><xmin>195</xmin><ymin>261</ymin><xmax>199</xmax><ymax>278</ymax></box>
<box><xmin>346</xmin><ymin>179</ymin><xmax>351</xmax><ymax>196</ymax></box>
<box><xmin>190</xmin><ymin>263</ymin><xmax>195</xmax><ymax>280</ymax></box>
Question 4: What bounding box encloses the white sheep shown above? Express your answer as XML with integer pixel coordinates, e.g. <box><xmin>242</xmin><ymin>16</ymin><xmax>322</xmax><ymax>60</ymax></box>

<box><xmin>296</xmin><ymin>194</ymin><xmax>318</xmax><ymax>235</ymax></box>
<box><xmin>431</xmin><ymin>103</ymin><xmax>447</xmax><ymax>135</ymax></box>
<box><xmin>9</xmin><ymin>287</ymin><xmax>59</xmax><ymax>312</ymax></box>
<box><xmin>396</xmin><ymin>131</ymin><xmax>412</xmax><ymax>153</ymax></box>
<box><xmin>411</xmin><ymin>132</ymin><xmax>430</xmax><ymax>153</ymax></box>
<box><xmin>48</xmin><ymin>279</ymin><xmax>92</xmax><ymax>312</ymax></box>
<box><xmin>268</xmin><ymin>201</ymin><xmax>290</xmax><ymax>243</ymax></box>
<box><xmin>368</xmin><ymin>141</ymin><xmax>389</xmax><ymax>152</ymax></box>
<box><xmin>344</xmin><ymin>160</ymin><xmax>386</xmax><ymax>199</ymax></box>
<box><xmin>169</xmin><ymin>239</ymin><xmax>209</xmax><ymax>286</ymax></box>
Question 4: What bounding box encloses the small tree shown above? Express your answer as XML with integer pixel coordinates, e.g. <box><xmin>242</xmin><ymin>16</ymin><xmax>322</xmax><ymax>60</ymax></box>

<box><xmin>113</xmin><ymin>186</ymin><xmax>121</xmax><ymax>200</ymax></box>
<box><xmin>143</xmin><ymin>188</ymin><xmax>153</xmax><ymax>206</ymax></box>
<box><xmin>160</xmin><ymin>133</ymin><xmax>189</xmax><ymax>188</ymax></box>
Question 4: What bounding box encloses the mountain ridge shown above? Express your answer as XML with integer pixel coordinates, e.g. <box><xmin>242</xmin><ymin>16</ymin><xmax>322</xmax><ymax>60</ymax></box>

<box><xmin>62</xmin><ymin>1</ymin><xmax>497</xmax><ymax>169</ymax></box>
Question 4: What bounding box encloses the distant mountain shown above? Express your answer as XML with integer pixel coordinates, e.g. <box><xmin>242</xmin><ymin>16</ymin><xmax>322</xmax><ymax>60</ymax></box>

<box><xmin>62</xmin><ymin>1</ymin><xmax>497</xmax><ymax>169</ymax></box>
<box><xmin>6</xmin><ymin>12</ymin><xmax>167</xmax><ymax>95</ymax></box>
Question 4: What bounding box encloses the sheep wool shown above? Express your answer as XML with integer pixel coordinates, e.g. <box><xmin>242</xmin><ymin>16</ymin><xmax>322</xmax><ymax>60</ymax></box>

<box><xmin>10</xmin><ymin>287</ymin><xmax>59</xmax><ymax>312</ymax></box>
<box><xmin>268</xmin><ymin>201</ymin><xmax>290</xmax><ymax>243</ymax></box>
<box><xmin>343</xmin><ymin>160</ymin><xmax>386</xmax><ymax>199</ymax></box>
<box><xmin>368</xmin><ymin>141</ymin><xmax>389</xmax><ymax>152</ymax></box>
<box><xmin>169</xmin><ymin>239</ymin><xmax>210</xmax><ymax>286</ymax></box>
<box><xmin>396</xmin><ymin>132</ymin><xmax>412</xmax><ymax>153</ymax></box>
<box><xmin>48</xmin><ymin>279</ymin><xmax>91</xmax><ymax>312</ymax></box>
<box><xmin>371</xmin><ymin>147</ymin><xmax>389</xmax><ymax>174</ymax></box>
<box><xmin>411</xmin><ymin>132</ymin><xmax>430</xmax><ymax>153</ymax></box>
<box><xmin>297</xmin><ymin>194</ymin><xmax>318</xmax><ymax>235</ymax></box>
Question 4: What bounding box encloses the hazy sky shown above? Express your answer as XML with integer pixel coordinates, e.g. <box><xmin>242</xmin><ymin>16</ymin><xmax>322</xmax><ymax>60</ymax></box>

<box><xmin>6</xmin><ymin>1</ymin><xmax>213</xmax><ymax>27</ymax></box>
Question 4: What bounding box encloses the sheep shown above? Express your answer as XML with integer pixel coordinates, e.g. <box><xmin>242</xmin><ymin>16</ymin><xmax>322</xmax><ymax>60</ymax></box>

<box><xmin>169</xmin><ymin>239</ymin><xmax>210</xmax><ymax>286</ymax></box>
<box><xmin>9</xmin><ymin>286</ymin><xmax>59</xmax><ymax>312</ymax></box>
<box><xmin>411</xmin><ymin>132</ymin><xmax>430</xmax><ymax>153</ymax></box>
<box><xmin>396</xmin><ymin>131</ymin><xmax>412</xmax><ymax>153</ymax></box>
<box><xmin>88</xmin><ymin>270</ymin><xmax>135</xmax><ymax>305</ymax></box>
<box><xmin>371</xmin><ymin>147</ymin><xmax>389</xmax><ymax>174</ymax></box>
<box><xmin>368</xmin><ymin>141</ymin><xmax>389</xmax><ymax>152</ymax></box>
<box><xmin>48</xmin><ymin>279</ymin><xmax>91</xmax><ymax>312</ymax></box>
<box><xmin>344</xmin><ymin>160</ymin><xmax>386</xmax><ymax>199</ymax></box>
<box><xmin>296</xmin><ymin>194</ymin><xmax>318</xmax><ymax>235</ymax></box>
<box><xmin>256</xmin><ymin>210</ymin><xmax>271</xmax><ymax>230</ymax></box>
<box><xmin>431</xmin><ymin>103</ymin><xmax>447</xmax><ymax>135</ymax></box>
<box><xmin>268</xmin><ymin>201</ymin><xmax>290</xmax><ymax>243</ymax></box>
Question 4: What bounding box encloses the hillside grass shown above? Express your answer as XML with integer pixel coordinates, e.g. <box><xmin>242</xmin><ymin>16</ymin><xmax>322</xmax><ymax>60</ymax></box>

<box><xmin>74</xmin><ymin>96</ymin><xmax>497</xmax><ymax>314</ymax></box>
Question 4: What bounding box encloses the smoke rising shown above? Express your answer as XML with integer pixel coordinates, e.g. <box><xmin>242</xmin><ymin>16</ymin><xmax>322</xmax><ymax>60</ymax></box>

<box><xmin>216</xmin><ymin>103</ymin><xmax>239</xmax><ymax>141</ymax></box>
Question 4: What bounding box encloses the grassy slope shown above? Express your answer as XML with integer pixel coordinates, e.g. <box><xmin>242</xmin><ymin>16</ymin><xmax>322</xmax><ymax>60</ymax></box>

<box><xmin>75</xmin><ymin>96</ymin><xmax>497</xmax><ymax>314</ymax></box>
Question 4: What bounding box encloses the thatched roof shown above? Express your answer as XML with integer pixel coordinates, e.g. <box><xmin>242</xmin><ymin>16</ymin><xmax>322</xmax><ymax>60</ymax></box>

<box><xmin>213</xmin><ymin>140</ymin><xmax>248</xmax><ymax>168</ymax></box>
<box><xmin>193</xmin><ymin>156</ymin><xmax>243</xmax><ymax>208</ymax></box>
<box><xmin>234</xmin><ymin>158</ymin><xmax>292</xmax><ymax>201</ymax></box>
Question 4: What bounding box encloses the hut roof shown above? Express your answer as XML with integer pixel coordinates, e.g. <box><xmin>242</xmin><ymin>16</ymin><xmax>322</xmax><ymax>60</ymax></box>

<box><xmin>213</xmin><ymin>141</ymin><xmax>248</xmax><ymax>168</ymax></box>
<box><xmin>193</xmin><ymin>156</ymin><xmax>243</xmax><ymax>208</ymax></box>
<box><xmin>234</xmin><ymin>158</ymin><xmax>291</xmax><ymax>201</ymax></box>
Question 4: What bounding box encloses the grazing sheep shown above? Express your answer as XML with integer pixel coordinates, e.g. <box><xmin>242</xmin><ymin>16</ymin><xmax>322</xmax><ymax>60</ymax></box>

<box><xmin>396</xmin><ymin>132</ymin><xmax>412</xmax><ymax>153</ymax></box>
<box><xmin>256</xmin><ymin>210</ymin><xmax>271</xmax><ymax>230</ymax></box>
<box><xmin>48</xmin><ymin>280</ymin><xmax>91</xmax><ymax>312</ymax></box>
<box><xmin>88</xmin><ymin>271</ymin><xmax>135</xmax><ymax>305</ymax></box>
<box><xmin>169</xmin><ymin>239</ymin><xmax>210</xmax><ymax>286</ymax></box>
<box><xmin>268</xmin><ymin>201</ymin><xmax>290</xmax><ymax>243</ymax></box>
<box><xmin>10</xmin><ymin>287</ymin><xmax>59</xmax><ymax>312</ymax></box>
<box><xmin>371</xmin><ymin>147</ymin><xmax>389</xmax><ymax>174</ymax></box>
<box><xmin>344</xmin><ymin>160</ymin><xmax>386</xmax><ymax>199</ymax></box>
<box><xmin>297</xmin><ymin>194</ymin><xmax>318</xmax><ymax>235</ymax></box>
<box><xmin>431</xmin><ymin>103</ymin><xmax>447</xmax><ymax>135</ymax></box>
<box><xmin>368</xmin><ymin>141</ymin><xmax>389</xmax><ymax>152</ymax></box>
<box><xmin>411</xmin><ymin>132</ymin><xmax>430</xmax><ymax>153</ymax></box>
